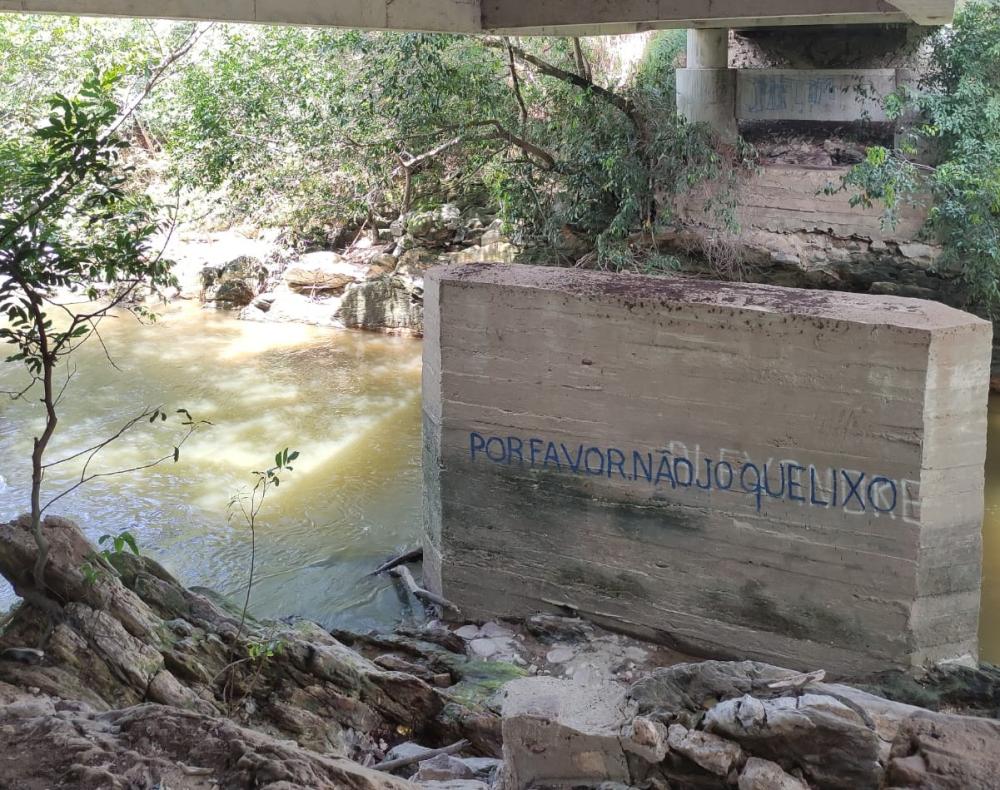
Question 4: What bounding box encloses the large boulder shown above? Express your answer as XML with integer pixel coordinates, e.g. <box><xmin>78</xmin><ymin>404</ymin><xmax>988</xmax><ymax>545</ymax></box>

<box><xmin>704</xmin><ymin>693</ymin><xmax>882</xmax><ymax>789</ymax></box>
<box><xmin>405</xmin><ymin>204</ymin><xmax>462</xmax><ymax>245</ymax></box>
<box><xmin>442</xmin><ymin>242</ymin><xmax>519</xmax><ymax>266</ymax></box>
<box><xmin>214</xmin><ymin>278</ymin><xmax>257</xmax><ymax>307</ymax></box>
<box><xmin>202</xmin><ymin>255</ymin><xmax>268</xmax><ymax>306</ymax></box>
<box><xmin>284</xmin><ymin>251</ymin><xmax>363</xmax><ymax>293</ymax></box>
<box><xmin>886</xmin><ymin>710</ymin><xmax>1000</xmax><ymax>789</ymax></box>
<box><xmin>498</xmin><ymin>676</ymin><xmax>635</xmax><ymax>789</ymax></box>
<box><xmin>0</xmin><ymin>690</ymin><xmax>413</xmax><ymax>790</ymax></box>
<box><xmin>336</xmin><ymin>275</ymin><xmax>423</xmax><ymax>335</ymax></box>
<box><xmin>0</xmin><ymin>515</ymin><xmax>442</xmax><ymax>754</ymax></box>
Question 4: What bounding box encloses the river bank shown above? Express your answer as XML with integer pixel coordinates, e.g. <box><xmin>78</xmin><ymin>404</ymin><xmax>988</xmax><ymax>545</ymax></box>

<box><xmin>1</xmin><ymin>515</ymin><xmax>999</xmax><ymax>789</ymax></box>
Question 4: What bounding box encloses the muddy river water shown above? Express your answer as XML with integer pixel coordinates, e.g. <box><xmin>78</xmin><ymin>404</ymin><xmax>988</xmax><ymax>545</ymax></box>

<box><xmin>0</xmin><ymin>304</ymin><xmax>423</xmax><ymax>631</ymax></box>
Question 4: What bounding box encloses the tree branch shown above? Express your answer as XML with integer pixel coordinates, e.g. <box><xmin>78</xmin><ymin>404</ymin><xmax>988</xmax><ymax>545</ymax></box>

<box><xmin>485</xmin><ymin>39</ymin><xmax>639</xmax><ymax>133</ymax></box>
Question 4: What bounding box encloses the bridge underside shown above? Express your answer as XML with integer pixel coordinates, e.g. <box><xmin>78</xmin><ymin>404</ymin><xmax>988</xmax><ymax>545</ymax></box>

<box><xmin>0</xmin><ymin>0</ymin><xmax>954</xmax><ymax>33</ymax></box>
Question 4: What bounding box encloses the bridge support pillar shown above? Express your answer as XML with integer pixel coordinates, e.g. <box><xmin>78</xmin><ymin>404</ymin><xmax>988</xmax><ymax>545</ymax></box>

<box><xmin>676</xmin><ymin>29</ymin><xmax>737</xmax><ymax>141</ymax></box>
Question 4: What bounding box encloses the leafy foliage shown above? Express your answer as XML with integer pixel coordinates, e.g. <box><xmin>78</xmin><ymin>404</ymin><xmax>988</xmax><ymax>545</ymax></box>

<box><xmin>161</xmin><ymin>28</ymin><xmax>729</xmax><ymax>265</ymax></box>
<box><xmin>1</xmin><ymin>70</ymin><xmax>200</xmax><ymax>599</ymax></box>
<box><xmin>840</xmin><ymin>0</ymin><xmax>1000</xmax><ymax>314</ymax></box>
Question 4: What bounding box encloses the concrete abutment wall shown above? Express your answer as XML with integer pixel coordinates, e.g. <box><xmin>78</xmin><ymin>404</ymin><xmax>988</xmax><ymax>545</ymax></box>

<box><xmin>422</xmin><ymin>263</ymin><xmax>991</xmax><ymax>674</ymax></box>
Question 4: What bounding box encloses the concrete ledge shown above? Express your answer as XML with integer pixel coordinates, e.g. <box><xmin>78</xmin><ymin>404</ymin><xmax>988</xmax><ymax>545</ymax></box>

<box><xmin>423</xmin><ymin>263</ymin><xmax>991</xmax><ymax>674</ymax></box>
<box><xmin>675</xmin><ymin>164</ymin><xmax>929</xmax><ymax>242</ymax></box>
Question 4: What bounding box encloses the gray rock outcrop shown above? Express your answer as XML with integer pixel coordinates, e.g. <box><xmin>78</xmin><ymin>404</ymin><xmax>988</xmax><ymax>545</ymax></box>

<box><xmin>284</xmin><ymin>251</ymin><xmax>364</xmax><ymax>293</ymax></box>
<box><xmin>337</xmin><ymin>275</ymin><xmax>424</xmax><ymax>335</ymax></box>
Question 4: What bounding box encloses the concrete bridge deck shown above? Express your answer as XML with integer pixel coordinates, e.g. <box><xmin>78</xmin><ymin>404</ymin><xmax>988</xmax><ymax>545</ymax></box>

<box><xmin>0</xmin><ymin>0</ymin><xmax>954</xmax><ymax>33</ymax></box>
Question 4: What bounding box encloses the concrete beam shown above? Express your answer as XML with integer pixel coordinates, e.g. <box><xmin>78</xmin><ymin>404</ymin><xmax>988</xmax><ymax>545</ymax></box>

<box><xmin>0</xmin><ymin>0</ymin><xmax>483</xmax><ymax>32</ymax></box>
<box><xmin>888</xmin><ymin>0</ymin><xmax>952</xmax><ymax>25</ymax></box>
<box><xmin>0</xmin><ymin>0</ymin><xmax>947</xmax><ymax>33</ymax></box>
<box><xmin>480</xmin><ymin>0</ymin><xmax>928</xmax><ymax>31</ymax></box>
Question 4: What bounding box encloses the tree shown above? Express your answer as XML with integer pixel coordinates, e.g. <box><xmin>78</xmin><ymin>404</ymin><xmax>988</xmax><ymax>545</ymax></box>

<box><xmin>0</xmin><ymin>70</ymin><xmax>199</xmax><ymax>614</ymax></box>
<box><xmin>163</xmin><ymin>27</ymin><xmax>728</xmax><ymax>266</ymax></box>
<box><xmin>839</xmin><ymin>0</ymin><xmax>1000</xmax><ymax>315</ymax></box>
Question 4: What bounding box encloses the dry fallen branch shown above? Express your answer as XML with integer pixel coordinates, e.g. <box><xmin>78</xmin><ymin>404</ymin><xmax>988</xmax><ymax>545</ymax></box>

<box><xmin>390</xmin><ymin>566</ymin><xmax>460</xmax><ymax>614</ymax></box>
<box><xmin>373</xmin><ymin>738</ymin><xmax>470</xmax><ymax>772</ymax></box>
<box><xmin>369</xmin><ymin>547</ymin><xmax>423</xmax><ymax>577</ymax></box>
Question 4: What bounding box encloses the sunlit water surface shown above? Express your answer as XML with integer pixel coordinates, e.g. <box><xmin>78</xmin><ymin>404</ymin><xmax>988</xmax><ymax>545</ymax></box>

<box><xmin>0</xmin><ymin>303</ymin><xmax>423</xmax><ymax>631</ymax></box>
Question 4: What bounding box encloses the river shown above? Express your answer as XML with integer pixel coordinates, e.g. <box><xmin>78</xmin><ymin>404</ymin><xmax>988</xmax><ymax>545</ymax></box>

<box><xmin>3</xmin><ymin>307</ymin><xmax>1000</xmax><ymax>661</ymax></box>
<box><xmin>0</xmin><ymin>303</ymin><xmax>423</xmax><ymax>632</ymax></box>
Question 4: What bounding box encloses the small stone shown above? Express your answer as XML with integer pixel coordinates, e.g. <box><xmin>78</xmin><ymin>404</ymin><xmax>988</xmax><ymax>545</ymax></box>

<box><xmin>456</xmin><ymin>757</ymin><xmax>502</xmax><ymax>780</ymax></box>
<box><xmin>546</xmin><ymin>647</ymin><xmax>575</xmax><ymax>664</ymax></box>
<box><xmin>414</xmin><ymin>754</ymin><xmax>474</xmax><ymax>782</ymax></box>
<box><xmin>739</xmin><ymin>757</ymin><xmax>808</xmax><ymax>790</ymax></box>
<box><xmin>623</xmin><ymin>715</ymin><xmax>669</xmax><ymax>764</ymax></box>
<box><xmin>454</xmin><ymin>625</ymin><xmax>481</xmax><ymax>640</ymax></box>
<box><xmin>479</xmin><ymin>621</ymin><xmax>513</xmax><ymax>638</ymax></box>
<box><xmin>469</xmin><ymin>638</ymin><xmax>499</xmax><ymax>658</ymax></box>
<box><xmin>667</xmin><ymin>723</ymin><xmax>744</xmax><ymax>777</ymax></box>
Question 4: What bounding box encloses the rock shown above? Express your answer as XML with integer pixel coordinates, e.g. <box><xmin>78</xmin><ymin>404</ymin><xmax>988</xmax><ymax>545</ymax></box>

<box><xmin>336</xmin><ymin>275</ymin><xmax>423</xmax><ymax>335</ymax></box>
<box><xmin>622</xmin><ymin>716</ymin><xmax>669</xmax><ymax>764</ymax></box>
<box><xmin>859</xmin><ymin>662</ymin><xmax>1000</xmax><ymax>719</ymax></box>
<box><xmin>214</xmin><ymin>278</ymin><xmax>257</xmax><ymax>307</ymax></box>
<box><xmin>0</xmin><ymin>696</ymin><xmax>412</xmax><ymax>790</ymax></box>
<box><xmin>240</xmin><ymin>286</ymin><xmax>341</xmax><ymax>327</ymax></box>
<box><xmin>738</xmin><ymin>757</ymin><xmax>808</xmax><ymax>790</ymax></box>
<box><xmin>526</xmin><ymin>615</ymin><xmax>595</xmax><ymax>643</ymax></box>
<box><xmin>284</xmin><ymin>251</ymin><xmax>362</xmax><ymax>293</ymax></box>
<box><xmin>479</xmin><ymin>219</ymin><xmax>505</xmax><ymax>246</ymax></box>
<box><xmin>443</xmin><ymin>241</ymin><xmax>518</xmax><ymax>265</ymax></box>
<box><xmin>868</xmin><ymin>281</ymin><xmax>939</xmax><ymax>300</ymax></box>
<box><xmin>479</xmin><ymin>622</ymin><xmax>513</xmax><ymax>639</ymax></box>
<box><xmin>0</xmin><ymin>515</ymin><xmax>445</xmax><ymax>756</ymax></box>
<box><xmin>886</xmin><ymin>710</ymin><xmax>1000</xmax><ymax>789</ymax></box>
<box><xmin>202</xmin><ymin>255</ymin><xmax>268</xmax><ymax>306</ymax></box>
<box><xmin>667</xmin><ymin>723</ymin><xmax>744</xmax><ymax>777</ymax></box>
<box><xmin>457</xmin><ymin>757</ymin><xmax>502</xmax><ymax>781</ymax></box>
<box><xmin>770</xmin><ymin>250</ymin><xmax>801</xmax><ymax>266</ymax></box>
<box><xmin>416</xmin><ymin>782</ymin><xmax>488</xmax><ymax>790</ymax></box>
<box><xmin>704</xmin><ymin>693</ymin><xmax>881</xmax><ymax>789</ymax></box>
<box><xmin>367</xmin><ymin>253</ymin><xmax>398</xmax><ymax>279</ymax></box>
<box><xmin>812</xmin><ymin>682</ymin><xmax>923</xmax><ymax>763</ymax></box>
<box><xmin>406</xmin><ymin>204</ymin><xmax>462</xmax><ymax>244</ymax></box>
<box><xmin>397</xmin><ymin>247</ymin><xmax>442</xmax><ymax>276</ymax></box>
<box><xmin>629</xmin><ymin>661</ymin><xmax>800</xmax><ymax>728</ymax></box>
<box><xmin>455</xmin><ymin>625</ymin><xmax>481</xmax><ymax>641</ymax></box>
<box><xmin>470</xmin><ymin>639</ymin><xmax>499</xmax><ymax>659</ymax></box>
<box><xmin>546</xmin><ymin>647</ymin><xmax>575</xmax><ymax>664</ymax></box>
<box><xmin>414</xmin><ymin>754</ymin><xmax>475</xmax><ymax>782</ymax></box>
<box><xmin>499</xmin><ymin>677</ymin><xmax>635</xmax><ymax>789</ymax></box>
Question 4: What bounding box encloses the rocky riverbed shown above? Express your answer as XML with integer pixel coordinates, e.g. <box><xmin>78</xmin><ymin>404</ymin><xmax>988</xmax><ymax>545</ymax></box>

<box><xmin>2</xmin><ymin>514</ymin><xmax>1000</xmax><ymax>789</ymax></box>
<box><xmin>165</xmin><ymin>204</ymin><xmax>519</xmax><ymax>337</ymax></box>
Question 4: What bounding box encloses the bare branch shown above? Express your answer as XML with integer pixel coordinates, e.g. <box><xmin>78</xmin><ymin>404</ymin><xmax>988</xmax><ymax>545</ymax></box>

<box><xmin>505</xmin><ymin>38</ymin><xmax>529</xmax><ymax>126</ymax></box>
<box><xmin>484</xmin><ymin>39</ymin><xmax>640</xmax><ymax>132</ymax></box>
<box><xmin>41</xmin><ymin>419</ymin><xmax>201</xmax><ymax>513</ymax></box>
